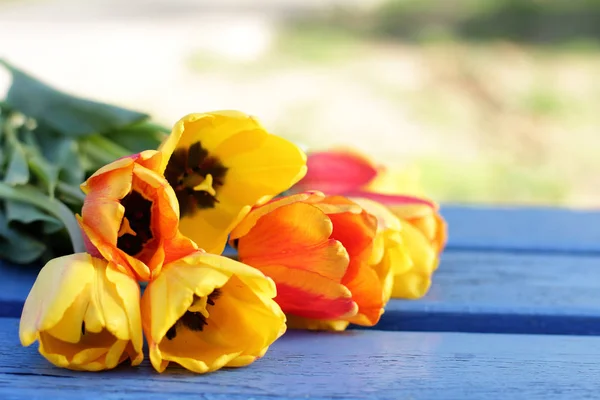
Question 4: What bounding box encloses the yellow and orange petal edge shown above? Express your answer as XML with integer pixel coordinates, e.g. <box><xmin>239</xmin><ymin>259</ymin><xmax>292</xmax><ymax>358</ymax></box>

<box><xmin>20</xmin><ymin>111</ymin><xmax>447</xmax><ymax>373</ymax></box>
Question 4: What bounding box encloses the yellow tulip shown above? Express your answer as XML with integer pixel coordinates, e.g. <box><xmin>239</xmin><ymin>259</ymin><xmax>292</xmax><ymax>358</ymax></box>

<box><xmin>387</xmin><ymin>202</ymin><xmax>447</xmax><ymax>255</ymax></box>
<box><xmin>141</xmin><ymin>251</ymin><xmax>286</xmax><ymax>373</ymax></box>
<box><xmin>158</xmin><ymin>111</ymin><xmax>307</xmax><ymax>254</ymax></box>
<box><xmin>19</xmin><ymin>253</ymin><xmax>143</xmax><ymax>371</ymax></box>
<box><xmin>352</xmin><ymin>198</ymin><xmax>438</xmax><ymax>299</ymax></box>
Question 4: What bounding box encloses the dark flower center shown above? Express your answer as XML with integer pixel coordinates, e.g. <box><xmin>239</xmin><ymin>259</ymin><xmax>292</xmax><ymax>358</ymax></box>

<box><xmin>166</xmin><ymin>289</ymin><xmax>221</xmax><ymax>340</ymax></box>
<box><xmin>116</xmin><ymin>191</ymin><xmax>154</xmax><ymax>256</ymax></box>
<box><xmin>164</xmin><ymin>141</ymin><xmax>228</xmax><ymax>217</ymax></box>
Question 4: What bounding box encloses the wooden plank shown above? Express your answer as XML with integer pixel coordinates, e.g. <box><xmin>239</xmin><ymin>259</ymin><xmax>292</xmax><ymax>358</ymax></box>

<box><xmin>376</xmin><ymin>250</ymin><xmax>600</xmax><ymax>334</ymax></box>
<box><xmin>3</xmin><ymin>250</ymin><xmax>600</xmax><ymax>335</ymax></box>
<box><xmin>0</xmin><ymin>318</ymin><xmax>598</xmax><ymax>399</ymax></box>
<box><xmin>442</xmin><ymin>205</ymin><xmax>600</xmax><ymax>254</ymax></box>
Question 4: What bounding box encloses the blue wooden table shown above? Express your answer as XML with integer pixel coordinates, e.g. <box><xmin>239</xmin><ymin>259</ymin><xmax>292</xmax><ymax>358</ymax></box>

<box><xmin>1</xmin><ymin>205</ymin><xmax>600</xmax><ymax>399</ymax></box>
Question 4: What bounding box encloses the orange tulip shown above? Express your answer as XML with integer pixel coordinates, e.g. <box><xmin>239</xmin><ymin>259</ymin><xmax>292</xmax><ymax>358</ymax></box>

<box><xmin>294</xmin><ymin>148</ymin><xmax>447</xmax><ymax>253</ymax></box>
<box><xmin>78</xmin><ymin>150</ymin><xmax>197</xmax><ymax>281</ymax></box>
<box><xmin>230</xmin><ymin>191</ymin><xmax>387</xmax><ymax>330</ymax></box>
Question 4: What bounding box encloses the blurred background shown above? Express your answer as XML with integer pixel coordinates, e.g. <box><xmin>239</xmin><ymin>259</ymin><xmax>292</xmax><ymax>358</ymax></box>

<box><xmin>1</xmin><ymin>0</ymin><xmax>599</xmax><ymax>207</ymax></box>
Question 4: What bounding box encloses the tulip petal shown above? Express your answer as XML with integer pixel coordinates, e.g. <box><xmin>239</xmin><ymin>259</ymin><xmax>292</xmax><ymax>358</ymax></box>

<box><xmin>390</xmin><ymin>221</ymin><xmax>438</xmax><ymax>299</ymax></box>
<box><xmin>297</xmin><ymin>149</ymin><xmax>379</xmax><ymax>195</ymax></box>
<box><xmin>392</xmin><ymin>270</ymin><xmax>433</xmax><ymax>299</ymax></box>
<box><xmin>159</xmin><ymin>111</ymin><xmax>263</xmax><ymax>172</ymax></box>
<box><xmin>214</xmin><ymin>130</ymin><xmax>307</xmax><ymax>208</ymax></box>
<box><xmin>105</xmin><ymin>264</ymin><xmax>143</xmax><ymax>357</ymax></box>
<box><xmin>142</xmin><ymin>255</ymin><xmax>230</xmax><ymax>342</ymax></box>
<box><xmin>236</xmin><ymin>202</ymin><xmax>358</xmax><ymax>319</ymax></box>
<box><xmin>238</xmin><ymin>203</ymin><xmax>346</xmax><ymax>279</ymax></box>
<box><xmin>142</xmin><ymin>253</ymin><xmax>286</xmax><ymax>374</ymax></box>
<box><xmin>343</xmin><ymin>259</ymin><xmax>385</xmax><ymax>326</ymax></box>
<box><xmin>230</xmin><ymin>192</ymin><xmax>319</xmax><ymax>240</ymax></box>
<box><xmin>178</xmin><ymin>199</ymin><xmax>251</xmax><ymax>255</ymax></box>
<box><xmin>20</xmin><ymin>254</ymin><xmax>95</xmax><ymax>346</ymax></box>
<box><xmin>348</xmin><ymin>191</ymin><xmax>437</xmax><ymax>209</ymax></box>
<box><xmin>81</xmin><ymin>157</ymin><xmax>135</xmax><ymax>195</ymax></box>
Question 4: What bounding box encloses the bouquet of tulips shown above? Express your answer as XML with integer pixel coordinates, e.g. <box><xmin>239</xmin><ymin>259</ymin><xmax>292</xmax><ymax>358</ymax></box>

<box><xmin>2</xmin><ymin>62</ymin><xmax>446</xmax><ymax>373</ymax></box>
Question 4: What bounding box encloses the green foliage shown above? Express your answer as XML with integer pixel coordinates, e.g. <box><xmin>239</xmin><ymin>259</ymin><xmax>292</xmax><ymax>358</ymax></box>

<box><xmin>325</xmin><ymin>0</ymin><xmax>600</xmax><ymax>45</ymax></box>
<box><xmin>0</xmin><ymin>60</ymin><xmax>167</xmax><ymax>265</ymax></box>
<box><xmin>1</xmin><ymin>60</ymin><xmax>148</xmax><ymax>137</ymax></box>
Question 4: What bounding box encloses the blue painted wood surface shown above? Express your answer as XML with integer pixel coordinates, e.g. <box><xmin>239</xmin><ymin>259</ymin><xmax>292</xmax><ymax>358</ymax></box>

<box><xmin>1</xmin><ymin>317</ymin><xmax>599</xmax><ymax>399</ymax></box>
<box><xmin>2</xmin><ymin>206</ymin><xmax>600</xmax><ymax>399</ymax></box>
<box><xmin>442</xmin><ymin>205</ymin><xmax>600</xmax><ymax>254</ymax></box>
<box><xmin>3</xmin><ymin>250</ymin><xmax>599</xmax><ymax>335</ymax></box>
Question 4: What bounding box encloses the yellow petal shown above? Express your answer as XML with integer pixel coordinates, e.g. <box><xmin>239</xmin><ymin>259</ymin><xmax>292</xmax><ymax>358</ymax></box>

<box><xmin>142</xmin><ymin>253</ymin><xmax>231</xmax><ymax>342</ymax></box>
<box><xmin>142</xmin><ymin>253</ymin><xmax>286</xmax><ymax>374</ymax></box>
<box><xmin>20</xmin><ymin>254</ymin><xmax>143</xmax><ymax>371</ymax></box>
<box><xmin>178</xmin><ymin>199</ymin><xmax>250</xmax><ymax>255</ymax></box>
<box><xmin>20</xmin><ymin>254</ymin><xmax>95</xmax><ymax>346</ymax></box>
<box><xmin>159</xmin><ymin>111</ymin><xmax>264</xmax><ymax>173</ymax></box>
<box><xmin>391</xmin><ymin>220</ymin><xmax>438</xmax><ymax>299</ymax></box>
<box><xmin>105</xmin><ymin>264</ymin><xmax>143</xmax><ymax>355</ymax></box>
<box><xmin>216</xmin><ymin>130</ymin><xmax>307</xmax><ymax>207</ymax></box>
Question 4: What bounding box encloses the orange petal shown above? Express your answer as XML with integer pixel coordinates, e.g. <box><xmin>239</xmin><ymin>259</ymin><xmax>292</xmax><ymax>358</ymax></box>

<box><xmin>261</xmin><ymin>267</ymin><xmax>358</xmax><ymax>319</ymax></box>
<box><xmin>325</xmin><ymin>197</ymin><xmax>377</xmax><ymax>277</ymax></box>
<box><xmin>237</xmin><ymin>202</ymin><xmax>356</xmax><ymax>319</ymax></box>
<box><xmin>230</xmin><ymin>192</ymin><xmax>321</xmax><ymax>240</ymax></box>
<box><xmin>343</xmin><ymin>259</ymin><xmax>385</xmax><ymax>326</ymax></box>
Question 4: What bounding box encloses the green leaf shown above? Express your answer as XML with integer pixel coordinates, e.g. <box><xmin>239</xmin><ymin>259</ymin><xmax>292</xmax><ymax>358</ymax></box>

<box><xmin>58</xmin><ymin>144</ymin><xmax>85</xmax><ymax>186</ymax></box>
<box><xmin>0</xmin><ymin>117</ymin><xmax>5</xmax><ymax>173</ymax></box>
<box><xmin>5</xmin><ymin>200</ymin><xmax>63</xmax><ymax>234</ymax></box>
<box><xmin>16</xmin><ymin>130</ymin><xmax>59</xmax><ymax>196</ymax></box>
<box><xmin>78</xmin><ymin>134</ymin><xmax>132</xmax><ymax>172</ymax></box>
<box><xmin>0</xmin><ymin>212</ymin><xmax>46</xmax><ymax>264</ymax></box>
<box><xmin>0</xmin><ymin>183</ymin><xmax>85</xmax><ymax>254</ymax></box>
<box><xmin>34</xmin><ymin>126</ymin><xmax>85</xmax><ymax>186</ymax></box>
<box><xmin>3</xmin><ymin>132</ymin><xmax>29</xmax><ymax>185</ymax></box>
<box><xmin>1</xmin><ymin>59</ymin><xmax>149</xmax><ymax>137</ymax></box>
<box><xmin>27</xmin><ymin>147</ymin><xmax>60</xmax><ymax>196</ymax></box>
<box><xmin>104</xmin><ymin>121</ymin><xmax>168</xmax><ymax>153</ymax></box>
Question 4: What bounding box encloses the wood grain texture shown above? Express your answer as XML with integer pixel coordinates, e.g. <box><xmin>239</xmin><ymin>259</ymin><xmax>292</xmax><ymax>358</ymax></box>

<box><xmin>1</xmin><ymin>318</ymin><xmax>599</xmax><ymax>400</ymax></box>
<box><xmin>3</xmin><ymin>250</ymin><xmax>599</xmax><ymax>335</ymax></box>
<box><xmin>442</xmin><ymin>205</ymin><xmax>600</xmax><ymax>254</ymax></box>
<box><xmin>376</xmin><ymin>250</ymin><xmax>600</xmax><ymax>334</ymax></box>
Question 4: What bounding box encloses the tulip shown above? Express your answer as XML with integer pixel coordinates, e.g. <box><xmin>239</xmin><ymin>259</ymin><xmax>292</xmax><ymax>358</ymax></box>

<box><xmin>230</xmin><ymin>191</ymin><xmax>387</xmax><ymax>331</ymax></box>
<box><xmin>158</xmin><ymin>111</ymin><xmax>307</xmax><ymax>254</ymax></box>
<box><xmin>294</xmin><ymin>148</ymin><xmax>447</xmax><ymax>254</ymax></box>
<box><xmin>141</xmin><ymin>251</ymin><xmax>286</xmax><ymax>373</ymax></box>
<box><xmin>298</xmin><ymin>148</ymin><xmax>379</xmax><ymax>195</ymax></box>
<box><xmin>387</xmin><ymin>201</ymin><xmax>447</xmax><ymax>254</ymax></box>
<box><xmin>19</xmin><ymin>253</ymin><xmax>143</xmax><ymax>371</ymax></box>
<box><xmin>352</xmin><ymin>198</ymin><xmax>438</xmax><ymax>299</ymax></box>
<box><xmin>78</xmin><ymin>150</ymin><xmax>197</xmax><ymax>281</ymax></box>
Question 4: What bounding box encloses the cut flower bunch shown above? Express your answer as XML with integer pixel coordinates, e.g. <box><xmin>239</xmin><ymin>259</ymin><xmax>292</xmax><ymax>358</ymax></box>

<box><xmin>8</xmin><ymin>63</ymin><xmax>447</xmax><ymax>373</ymax></box>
